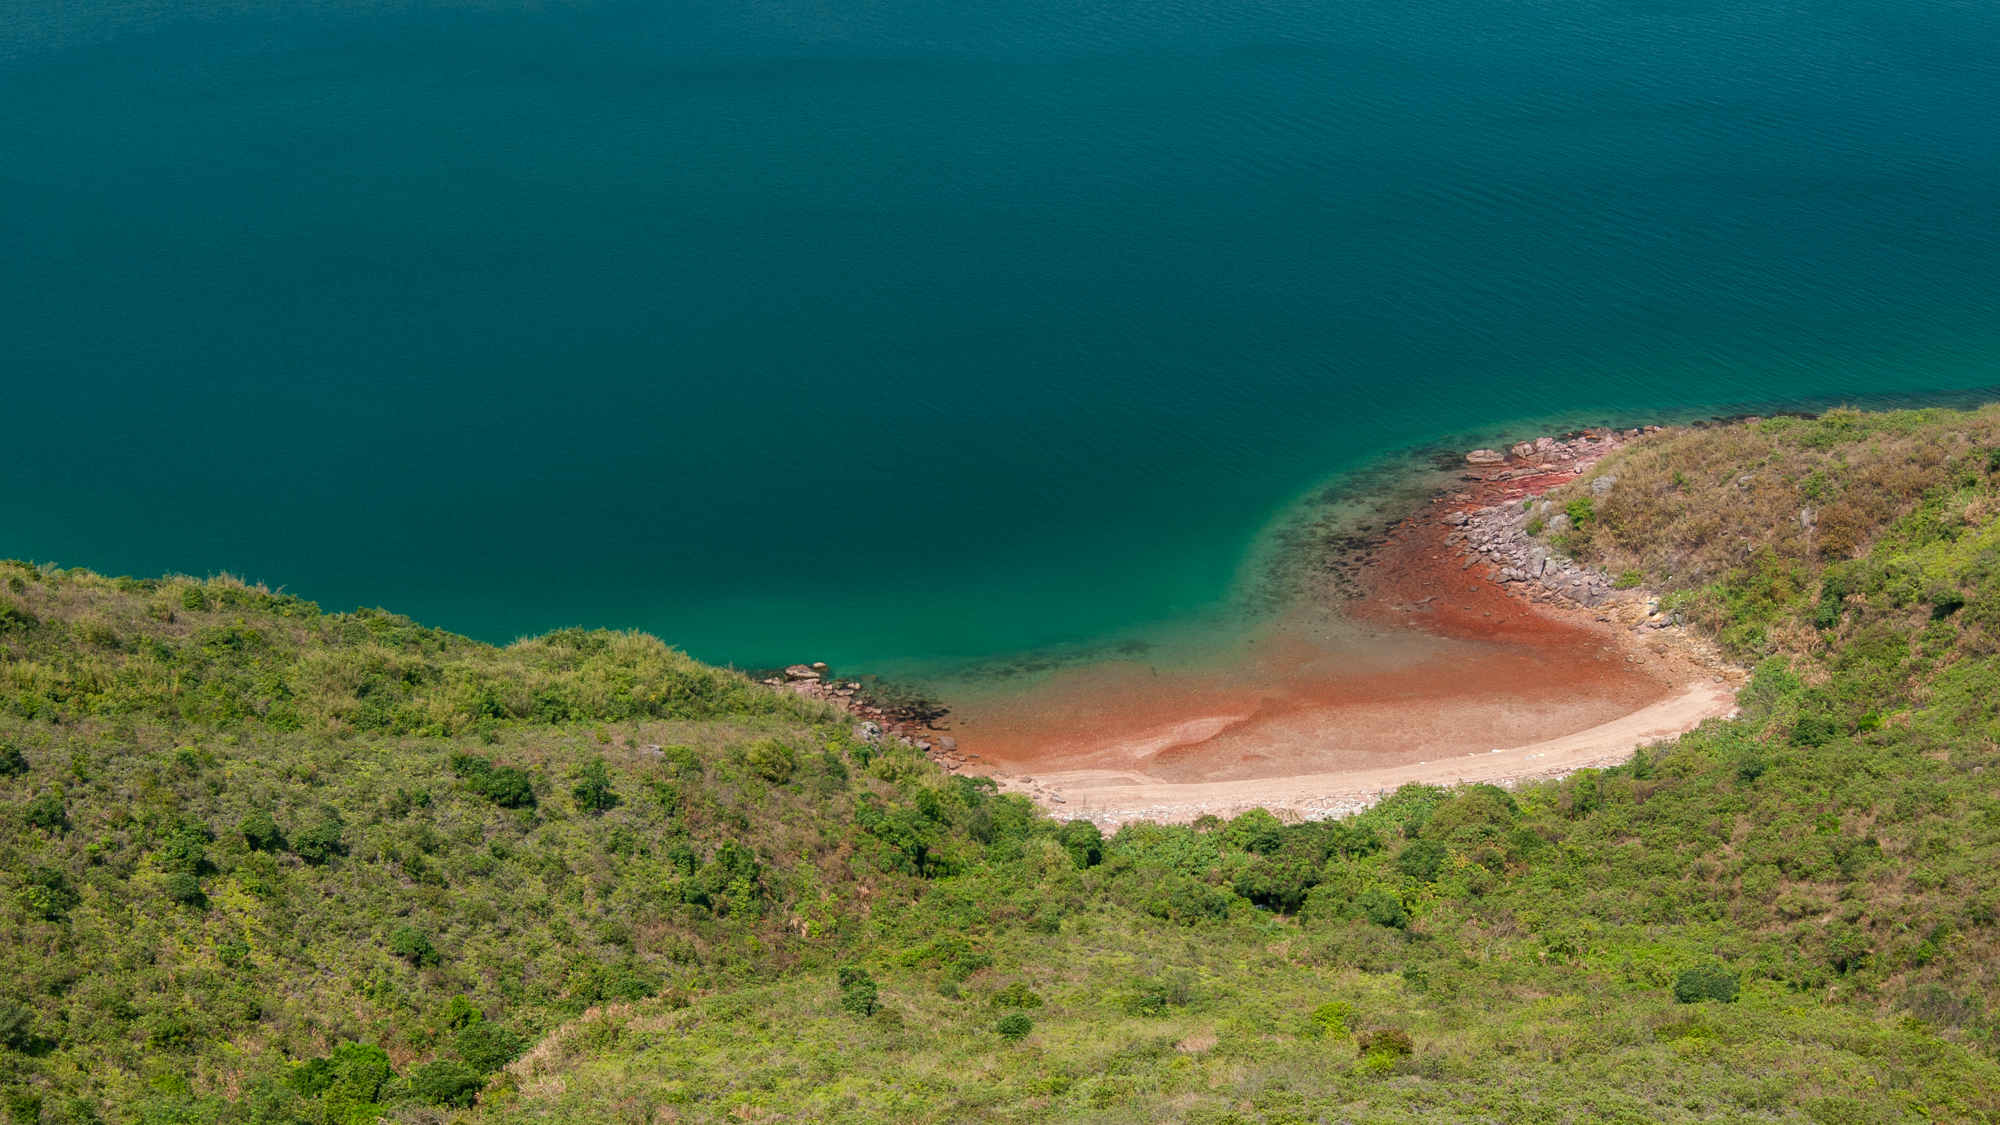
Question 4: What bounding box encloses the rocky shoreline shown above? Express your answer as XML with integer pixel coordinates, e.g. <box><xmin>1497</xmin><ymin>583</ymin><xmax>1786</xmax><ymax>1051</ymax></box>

<box><xmin>754</xmin><ymin>663</ymin><xmax>973</xmax><ymax>766</ymax></box>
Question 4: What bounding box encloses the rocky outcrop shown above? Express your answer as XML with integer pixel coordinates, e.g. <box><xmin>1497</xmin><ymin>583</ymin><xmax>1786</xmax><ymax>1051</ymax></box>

<box><xmin>1440</xmin><ymin>425</ymin><xmax>1666</xmax><ymax>611</ymax></box>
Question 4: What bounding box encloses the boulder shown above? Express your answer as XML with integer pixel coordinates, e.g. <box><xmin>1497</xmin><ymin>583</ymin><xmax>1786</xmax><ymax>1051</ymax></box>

<box><xmin>1590</xmin><ymin>475</ymin><xmax>1617</xmax><ymax>496</ymax></box>
<box><xmin>1442</xmin><ymin>511</ymin><xmax>1468</xmax><ymax>525</ymax></box>
<box><xmin>784</xmin><ymin>664</ymin><xmax>820</xmax><ymax>680</ymax></box>
<box><xmin>1511</xmin><ymin>442</ymin><xmax>1536</xmax><ymax>459</ymax></box>
<box><xmin>1465</xmin><ymin>449</ymin><xmax>1506</xmax><ymax>465</ymax></box>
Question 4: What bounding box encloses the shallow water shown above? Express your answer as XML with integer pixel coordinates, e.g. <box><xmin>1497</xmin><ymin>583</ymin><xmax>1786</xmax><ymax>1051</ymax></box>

<box><xmin>4</xmin><ymin>0</ymin><xmax>1997</xmax><ymax>674</ymax></box>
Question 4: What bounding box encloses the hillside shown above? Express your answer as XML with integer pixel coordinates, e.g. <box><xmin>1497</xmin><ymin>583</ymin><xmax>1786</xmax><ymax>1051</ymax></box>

<box><xmin>3</xmin><ymin>402</ymin><xmax>2000</xmax><ymax>1125</ymax></box>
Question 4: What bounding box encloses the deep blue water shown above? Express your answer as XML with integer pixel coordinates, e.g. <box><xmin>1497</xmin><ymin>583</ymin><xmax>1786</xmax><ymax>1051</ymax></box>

<box><xmin>4</xmin><ymin>0</ymin><xmax>1997</xmax><ymax>671</ymax></box>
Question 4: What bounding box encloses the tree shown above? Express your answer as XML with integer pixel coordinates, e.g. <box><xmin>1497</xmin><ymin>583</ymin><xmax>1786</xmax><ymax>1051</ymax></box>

<box><xmin>389</xmin><ymin>926</ymin><xmax>440</xmax><ymax>968</ymax></box>
<box><xmin>406</xmin><ymin>1059</ymin><xmax>483</xmax><ymax>1107</ymax></box>
<box><xmin>837</xmin><ymin>966</ymin><xmax>879</xmax><ymax>1016</ymax></box>
<box><xmin>240</xmin><ymin>809</ymin><xmax>284</xmax><ymax>852</ymax></box>
<box><xmin>572</xmin><ymin>757</ymin><xmax>618</xmax><ymax>814</ymax></box>
<box><xmin>744</xmin><ymin>739</ymin><xmax>796</xmax><ymax>784</ymax></box>
<box><xmin>292</xmin><ymin>812</ymin><xmax>346</xmax><ymax>864</ymax></box>
<box><xmin>1673</xmin><ymin>965</ymin><xmax>1740</xmax><ymax>1004</ymax></box>
<box><xmin>1395</xmin><ymin>839</ymin><xmax>1449</xmax><ymax>883</ymax></box>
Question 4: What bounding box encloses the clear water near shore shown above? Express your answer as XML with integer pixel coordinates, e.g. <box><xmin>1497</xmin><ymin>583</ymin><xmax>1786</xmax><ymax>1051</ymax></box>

<box><xmin>3</xmin><ymin>0</ymin><xmax>1997</xmax><ymax>677</ymax></box>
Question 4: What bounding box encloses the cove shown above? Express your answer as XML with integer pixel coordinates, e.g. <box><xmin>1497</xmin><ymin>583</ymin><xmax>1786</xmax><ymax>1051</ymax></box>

<box><xmin>3</xmin><ymin>0</ymin><xmax>1996</xmax><ymax>675</ymax></box>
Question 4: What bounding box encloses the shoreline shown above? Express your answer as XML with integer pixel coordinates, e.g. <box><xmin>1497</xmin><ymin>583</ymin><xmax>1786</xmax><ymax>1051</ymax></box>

<box><xmin>765</xmin><ymin>423</ymin><xmax>1747</xmax><ymax>824</ymax></box>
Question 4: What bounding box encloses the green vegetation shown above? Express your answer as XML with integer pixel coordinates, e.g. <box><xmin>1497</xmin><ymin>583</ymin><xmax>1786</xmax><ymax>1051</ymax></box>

<box><xmin>6</xmin><ymin>403</ymin><xmax>2000</xmax><ymax>1122</ymax></box>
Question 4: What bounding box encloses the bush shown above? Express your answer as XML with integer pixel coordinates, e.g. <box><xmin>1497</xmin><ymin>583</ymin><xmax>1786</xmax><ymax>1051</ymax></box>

<box><xmin>1395</xmin><ymin>839</ymin><xmax>1449</xmax><ymax>882</ymax></box>
<box><xmin>1672</xmin><ymin>965</ymin><xmax>1740</xmax><ymax>1004</ymax></box>
<box><xmin>0</xmin><ymin>742</ymin><xmax>26</xmax><ymax>776</ymax></box>
<box><xmin>0</xmin><ymin>1000</ymin><xmax>34</xmax><ymax>1050</ymax></box>
<box><xmin>1310</xmin><ymin>1001</ymin><xmax>1355</xmax><ymax>1037</ymax></box>
<box><xmin>1355</xmin><ymin>887</ymin><xmax>1409</xmax><ymax>929</ymax></box>
<box><xmin>451</xmin><ymin>753</ymin><xmax>538</xmax><ymax>808</ymax></box>
<box><xmin>1056</xmin><ymin>819</ymin><xmax>1103</xmax><ymax>868</ymax></box>
<box><xmin>389</xmin><ymin>926</ymin><xmax>440</xmax><ymax>968</ymax></box>
<box><xmin>481</xmin><ymin>766</ymin><xmax>535</xmax><ymax>808</ymax></box>
<box><xmin>838</xmin><ymin>966</ymin><xmax>880</xmax><ymax>1016</ymax></box>
<box><xmin>992</xmin><ymin>981</ymin><xmax>1045</xmax><ymax>1009</ymax></box>
<box><xmin>1140</xmin><ymin>872</ymin><xmax>1233</xmax><ymax>924</ymax></box>
<box><xmin>239</xmin><ymin>809</ymin><xmax>284</xmax><ymax>852</ymax></box>
<box><xmin>22</xmin><ymin>789</ymin><xmax>65</xmax><ymax>834</ymax></box>
<box><xmin>455</xmin><ymin>1021</ymin><xmax>525</xmax><ymax>1073</ymax></box>
<box><xmin>163</xmin><ymin>871</ymin><xmax>205</xmax><ymax>908</ymax></box>
<box><xmin>1222</xmin><ymin>808</ymin><xmax>1285</xmax><ymax>854</ymax></box>
<box><xmin>405</xmin><ymin>1059</ymin><xmax>483</xmax><ymax>1107</ymax></box>
<box><xmin>159</xmin><ymin>820</ymin><xmax>210</xmax><ymax>873</ymax></box>
<box><xmin>995</xmin><ymin>1012</ymin><xmax>1033</xmax><ymax>1041</ymax></box>
<box><xmin>292</xmin><ymin>813</ymin><xmax>346</xmax><ymax>864</ymax></box>
<box><xmin>19</xmin><ymin>866</ymin><xmax>77</xmax><ymax>921</ymax></box>
<box><xmin>743</xmin><ymin>739</ymin><xmax>796</xmax><ymax>784</ymax></box>
<box><xmin>572</xmin><ymin>756</ymin><xmax>619</xmax><ymax>813</ymax></box>
<box><xmin>1356</xmin><ymin>1027</ymin><xmax>1413</xmax><ymax>1057</ymax></box>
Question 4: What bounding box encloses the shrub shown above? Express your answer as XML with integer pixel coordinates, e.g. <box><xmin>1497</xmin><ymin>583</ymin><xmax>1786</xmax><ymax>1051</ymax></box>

<box><xmin>1310</xmin><ymin>1001</ymin><xmax>1355</xmax><ymax>1037</ymax></box>
<box><xmin>22</xmin><ymin>789</ymin><xmax>65</xmax><ymax>834</ymax></box>
<box><xmin>455</xmin><ymin>1021</ymin><xmax>525</xmax><ymax>1073</ymax></box>
<box><xmin>441</xmin><ymin>995</ymin><xmax>481</xmax><ymax>1029</ymax></box>
<box><xmin>480</xmin><ymin>766</ymin><xmax>535</xmax><ymax>808</ymax></box>
<box><xmin>1672</xmin><ymin>965</ymin><xmax>1740</xmax><ymax>1004</ymax></box>
<box><xmin>1222</xmin><ymin>808</ymin><xmax>1285</xmax><ymax>854</ymax></box>
<box><xmin>1140</xmin><ymin>872</ymin><xmax>1233</xmax><ymax>924</ymax></box>
<box><xmin>743</xmin><ymin>739</ymin><xmax>796</xmax><ymax>784</ymax></box>
<box><xmin>837</xmin><ymin>966</ymin><xmax>880</xmax><ymax>1016</ymax></box>
<box><xmin>163</xmin><ymin>871</ymin><xmax>205</xmax><ymax>908</ymax></box>
<box><xmin>239</xmin><ymin>809</ymin><xmax>284</xmax><ymax>852</ymax></box>
<box><xmin>572</xmin><ymin>756</ymin><xmax>619</xmax><ymax>813</ymax></box>
<box><xmin>18</xmin><ymin>866</ymin><xmax>77</xmax><ymax>921</ymax></box>
<box><xmin>0</xmin><ymin>1000</ymin><xmax>34</xmax><ymax>1050</ymax></box>
<box><xmin>405</xmin><ymin>1059</ymin><xmax>483</xmax><ymax>1107</ymax></box>
<box><xmin>1395</xmin><ymin>839</ymin><xmax>1449</xmax><ymax>882</ymax></box>
<box><xmin>159</xmin><ymin>820</ymin><xmax>211</xmax><ymax>873</ymax></box>
<box><xmin>1356</xmin><ymin>1028</ymin><xmax>1413</xmax><ymax>1057</ymax></box>
<box><xmin>292</xmin><ymin>813</ymin><xmax>346</xmax><ymax>864</ymax></box>
<box><xmin>992</xmin><ymin>981</ymin><xmax>1045</xmax><ymax>1009</ymax></box>
<box><xmin>0</xmin><ymin>742</ymin><xmax>26</xmax><ymax>776</ymax></box>
<box><xmin>995</xmin><ymin>1012</ymin><xmax>1033</xmax><ymax>1041</ymax></box>
<box><xmin>1355</xmin><ymin>887</ymin><xmax>1409</xmax><ymax>929</ymax></box>
<box><xmin>1056</xmin><ymin>819</ymin><xmax>1104</xmax><ymax>868</ymax></box>
<box><xmin>1129</xmin><ymin>976</ymin><xmax>1191</xmax><ymax>1016</ymax></box>
<box><xmin>389</xmin><ymin>926</ymin><xmax>440</xmax><ymax>968</ymax></box>
<box><xmin>660</xmin><ymin>744</ymin><xmax>703</xmax><ymax>778</ymax></box>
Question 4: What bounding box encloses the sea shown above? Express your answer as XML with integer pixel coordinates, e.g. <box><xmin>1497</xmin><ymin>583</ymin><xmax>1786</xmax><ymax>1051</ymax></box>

<box><xmin>4</xmin><ymin>0</ymin><xmax>1997</xmax><ymax>682</ymax></box>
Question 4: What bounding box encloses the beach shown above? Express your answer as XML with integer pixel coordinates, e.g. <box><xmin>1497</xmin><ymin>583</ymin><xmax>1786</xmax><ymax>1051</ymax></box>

<box><xmin>901</xmin><ymin>426</ymin><xmax>1747</xmax><ymax>822</ymax></box>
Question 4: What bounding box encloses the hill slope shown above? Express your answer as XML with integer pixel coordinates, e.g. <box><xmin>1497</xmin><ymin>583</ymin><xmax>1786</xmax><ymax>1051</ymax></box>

<box><xmin>3</xmin><ymin>403</ymin><xmax>2000</xmax><ymax>1124</ymax></box>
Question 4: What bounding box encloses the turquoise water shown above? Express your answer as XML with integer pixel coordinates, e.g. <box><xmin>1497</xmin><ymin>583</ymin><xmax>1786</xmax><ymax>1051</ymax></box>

<box><xmin>4</xmin><ymin>0</ymin><xmax>1997</xmax><ymax>672</ymax></box>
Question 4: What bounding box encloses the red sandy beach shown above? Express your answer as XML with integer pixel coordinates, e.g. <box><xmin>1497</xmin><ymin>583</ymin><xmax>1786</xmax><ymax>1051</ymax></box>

<box><xmin>899</xmin><ymin>429</ymin><xmax>1746</xmax><ymax>823</ymax></box>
